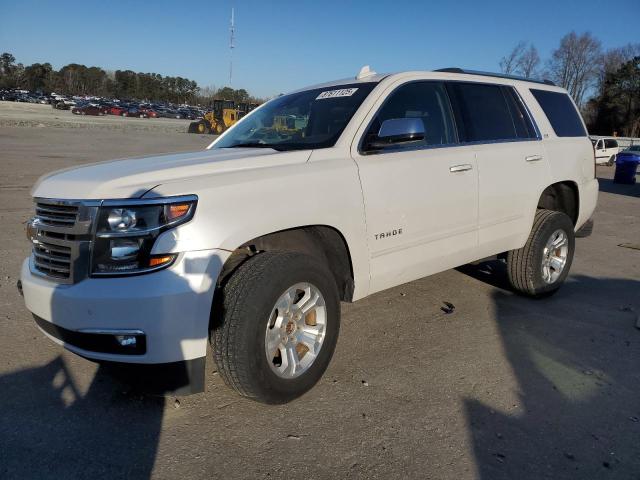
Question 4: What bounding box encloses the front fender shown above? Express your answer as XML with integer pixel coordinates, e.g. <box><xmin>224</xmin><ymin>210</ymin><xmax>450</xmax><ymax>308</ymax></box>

<box><xmin>148</xmin><ymin>149</ymin><xmax>372</xmax><ymax>300</ymax></box>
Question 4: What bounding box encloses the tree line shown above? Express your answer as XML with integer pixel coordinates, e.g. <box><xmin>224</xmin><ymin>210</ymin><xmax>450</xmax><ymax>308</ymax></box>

<box><xmin>0</xmin><ymin>53</ymin><xmax>262</xmax><ymax>105</ymax></box>
<box><xmin>499</xmin><ymin>33</ymin><xmax>639</xmax><ymax>137</ymax></box>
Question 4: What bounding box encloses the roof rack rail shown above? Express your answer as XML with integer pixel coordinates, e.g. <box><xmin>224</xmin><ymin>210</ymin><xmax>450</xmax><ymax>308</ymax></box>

<box><xmin>434</xmin><ymin>68</ymin><xmax>556</xmax><ymax>86</ymax></box>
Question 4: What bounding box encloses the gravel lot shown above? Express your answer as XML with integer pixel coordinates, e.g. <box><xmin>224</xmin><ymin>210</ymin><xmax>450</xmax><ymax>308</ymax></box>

<box><xmin>1</xmin><ymin>104</ymin><xmax>639</xmax><ymax>479</ymax></box>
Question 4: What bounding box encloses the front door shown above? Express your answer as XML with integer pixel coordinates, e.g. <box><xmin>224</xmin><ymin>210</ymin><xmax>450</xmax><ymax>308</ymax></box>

<box><xmin>351</xmin><ymin>81</ymin><xmax>479</xmax><ymax>294</ymax></box>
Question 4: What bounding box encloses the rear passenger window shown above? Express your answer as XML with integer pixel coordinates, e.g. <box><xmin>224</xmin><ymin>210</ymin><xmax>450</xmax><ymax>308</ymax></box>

<box><xmin>364</xmin><ymin>81</ymin><xmax>456</xmax><ymax>150</ymax></box>
<box><xmin>447</xmin><ymin>82</ymin><xmax>529</xmax><ymax>142</ymax></box>
<box><xmin>530</xmin><ymin>89</ymin><xmax>587</xmax><ymax>137</ymax></box>
<box><xmin>503</xmin><ymin>88</ymin><xmax>538</xmax><ymax>139</ymax></box>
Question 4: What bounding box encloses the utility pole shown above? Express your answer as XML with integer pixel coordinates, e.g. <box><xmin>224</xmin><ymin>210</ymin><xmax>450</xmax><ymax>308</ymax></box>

<box><xmin>229</xmin><ymin>7</ymin><xmax>235</xmax><ymax>86</ymax></box>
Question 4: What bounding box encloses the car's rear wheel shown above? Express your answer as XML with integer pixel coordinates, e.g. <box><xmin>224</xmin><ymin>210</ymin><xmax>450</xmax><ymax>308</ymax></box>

<box><xmin>211</xmin><ymin>251</ymin><xmax>340</xmax><ymax>404</ymax></box>
<box><xmin>607</xmin><ymin>155</ymin><xmax>616</xmax><ymax>166</ymax></box>
<box><xmin>506</xmin><ymin>209</ymin><xmax>575</xmax><ymax>298</ymax></box>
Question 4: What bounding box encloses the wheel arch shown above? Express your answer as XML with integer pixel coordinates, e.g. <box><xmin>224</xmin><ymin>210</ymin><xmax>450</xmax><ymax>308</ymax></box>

<box><xmin>216</xmin><ymin>225</ymin><xmax>356</xmax><ymax>303</ymax></box>
<box><xmin>536</xmin><ymin>181</ymin><xmax>580</xmax><ymax>226</ymax></box>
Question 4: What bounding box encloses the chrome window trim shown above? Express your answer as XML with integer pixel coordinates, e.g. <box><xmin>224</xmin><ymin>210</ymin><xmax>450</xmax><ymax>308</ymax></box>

<box><xmin>357</xmin><ymin>79</ymin><xmax>542</xmax><ymax>157</ymax></box>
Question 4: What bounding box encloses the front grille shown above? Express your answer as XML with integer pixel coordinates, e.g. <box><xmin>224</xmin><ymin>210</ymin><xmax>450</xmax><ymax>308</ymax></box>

<box><xmin>30</xmin><ymin>198</ymin><xmax>99</xmax><ymax>284</ymax></box>
<box><xmin>35</xmin><ymin>202</ymin><xmax>79</xmax><ymax>227</ymax></box>
<box><xmin>33</xmin><ymin>240</ymin><xmax>72</xmax><ymax>279</ymax></box>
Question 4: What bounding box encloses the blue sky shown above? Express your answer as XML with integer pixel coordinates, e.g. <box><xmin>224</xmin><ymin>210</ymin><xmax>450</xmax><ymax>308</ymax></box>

<box><xmin>1</xmin><ymin>0</ymin><xmax>638</xmax><ymax>97</ymax></box>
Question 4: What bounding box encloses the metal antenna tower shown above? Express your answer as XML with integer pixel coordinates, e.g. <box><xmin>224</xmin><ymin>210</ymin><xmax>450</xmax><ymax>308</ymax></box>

<box><xmin>229</xmin><ymin>7</ymin><xmax>235</xmax><ymax>86</ymax></box>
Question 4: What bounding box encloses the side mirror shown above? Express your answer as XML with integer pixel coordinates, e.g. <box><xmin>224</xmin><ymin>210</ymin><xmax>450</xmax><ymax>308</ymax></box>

<box><xmin>367</xmin><ymin>118</ymin><xmax>425</xmax><ymax>150</ymax></box>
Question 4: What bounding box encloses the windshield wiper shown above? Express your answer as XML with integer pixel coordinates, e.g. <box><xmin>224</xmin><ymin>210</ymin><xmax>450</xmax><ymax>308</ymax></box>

<box><xmin>227</xmin><ymin>142</ymin><xmax>287</xmax><ymax>151</ymax></box>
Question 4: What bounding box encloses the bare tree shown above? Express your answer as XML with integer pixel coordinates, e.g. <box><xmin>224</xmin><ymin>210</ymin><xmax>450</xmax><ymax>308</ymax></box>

<box><xmin>517</xmin><ymin>44</ymin><xmax>540</xmax><ymax>78</ymax></box>
<box><xmin>500</xmin><ymin>42</ymin><xmax>541</xmax><ymax>78</ymax></box>
<box><xmin>500</xmin><ymin>41</ymin><xmax>526</xmax><ymax>75</ymax></box>
<box><xmin>546</xmin><ymin>31</ymin><xmax>602</xmax><ymax>107</ymax></box>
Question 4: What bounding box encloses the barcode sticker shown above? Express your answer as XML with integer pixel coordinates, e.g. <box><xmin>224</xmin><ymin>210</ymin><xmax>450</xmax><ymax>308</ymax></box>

<box><xmin>316</xmin><ymin>88</ymin><xmax>358</xmax><ymax>100</ymax></box>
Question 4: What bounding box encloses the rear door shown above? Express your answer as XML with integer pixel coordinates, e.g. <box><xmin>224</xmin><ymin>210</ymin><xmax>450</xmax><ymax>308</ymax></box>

<box><xmin>351</xmin><ymin>80</ymin><xmax>478</xmax><ymax>294</ymax></box>
<box><xmin>446</xmin><ymin>81</ymin><xmax>551</xmax><ymax>257</ymax></box>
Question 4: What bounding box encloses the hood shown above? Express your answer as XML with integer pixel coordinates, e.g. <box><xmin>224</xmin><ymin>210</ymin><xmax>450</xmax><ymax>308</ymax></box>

<box><xmin>31</xmin><ymin>148</ymin><xmax>311</xmax><ymax>199</ymax></box>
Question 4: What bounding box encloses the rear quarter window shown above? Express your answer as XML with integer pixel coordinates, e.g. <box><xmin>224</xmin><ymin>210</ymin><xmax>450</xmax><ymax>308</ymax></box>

<box><xmin>530</xmin><ymin>89</ymin><xmax>587</xmax><ymax>137</ymax></box>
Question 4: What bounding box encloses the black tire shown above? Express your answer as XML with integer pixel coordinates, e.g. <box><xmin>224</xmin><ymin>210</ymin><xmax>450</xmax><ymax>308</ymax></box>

<box><xmin>607</xmin><ymin>155</ymin><xmax>616</xmax><ymax>166</ymax></box>
<box><xmin>507</xmin><ymin>209</ymin><xmax>575</xmax><ymax>298</ymax></box>
<box><xmin>211</xmin><ymin>251</ymin><xmax>340</xmax><ymax>404</ymax></box>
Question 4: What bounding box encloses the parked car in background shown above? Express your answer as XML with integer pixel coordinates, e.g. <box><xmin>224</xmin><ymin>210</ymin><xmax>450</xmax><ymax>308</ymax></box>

<box><xmin>592</xmin><ymin>137</ymin><xmax>620</xmax><ymax>166</ymax></box>
<box><xmin>178</xmin><ymin>108</ymin><xmax>198</xmax><ymax>120</ymax></box>
<box><xmin>71</xmin><ymin>104</ymin><xmax>107</xmax><ymax>116</ymax></box>
<box><xmin>139</xmin><ymin>106</ymin><xmax>159</xmax><ymax>118</ymax></box>
<box><xmin>0</xmin><ymin>90</ymin><xmax>18</xmax><ymax>101</ymax></box>
<box><xmin>616</xmin><ymin>144</ymin><xmax>640</xmax><ymax>162</ymax></box>
<box><xmin>108</xmin><ymin>105</ymin><xmax>127</xmax><ymax>116</ymax></box>
<box><xmin>157</xmin><ymin>108</ymin><xmax>184</xmax><ymax>119</ymax></box>
<box><xmin>53</xmin><ymin>98</ymin><xmax>76</xmax><ymax>110</ymax></box>
<box><xmin>122</xmin><ymin>107</ymin><xmax>147</xmax><ymax>118</ymax></box>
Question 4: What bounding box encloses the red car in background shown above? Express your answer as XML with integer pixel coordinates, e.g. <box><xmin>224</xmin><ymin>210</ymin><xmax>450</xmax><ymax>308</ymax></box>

<box><xmin>71</xmin><ymin>104</ymin><xmax>108</xmax><ymax>116</ymax></box>
<box><xmin>109</xmin><ymin>105</ymin><xmax>127</xmax><ymax>116</ymax></box>
<box><xmin>139</xmin><ymin>106</ymin><xmax>159</xmax><ymax>118</ymax></box>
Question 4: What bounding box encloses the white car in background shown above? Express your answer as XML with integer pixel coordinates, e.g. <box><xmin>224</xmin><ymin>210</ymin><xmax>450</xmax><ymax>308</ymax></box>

<box><xmin>592</xmin><ymin>137</ymin><xmax>620</xmax><ymax>166</ymax></box>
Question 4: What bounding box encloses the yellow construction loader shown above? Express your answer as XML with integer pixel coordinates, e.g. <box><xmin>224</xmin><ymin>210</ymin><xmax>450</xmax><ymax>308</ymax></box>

<box><xmin>188</xmin><ymin>100</ymin><xmax>239</xmax><ymax>134</ymax></box>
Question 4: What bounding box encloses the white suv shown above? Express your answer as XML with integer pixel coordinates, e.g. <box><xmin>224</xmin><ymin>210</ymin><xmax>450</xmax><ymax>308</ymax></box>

<box><xmin>20</xmin><ymin>67</ymin><xmax>598</xmax><ymax>403</ymax></box>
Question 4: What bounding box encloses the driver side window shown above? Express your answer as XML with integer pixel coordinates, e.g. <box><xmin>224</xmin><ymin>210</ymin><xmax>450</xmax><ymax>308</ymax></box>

<box><xmin>364</xmin><ymin>81</ymin><xmax>456</xmax><ymax>150</ymax></box>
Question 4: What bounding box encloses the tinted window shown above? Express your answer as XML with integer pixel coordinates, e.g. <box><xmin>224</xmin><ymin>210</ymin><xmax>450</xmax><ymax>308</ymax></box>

<box><xmin>447</xmin><ymin>82</ymin><xmax>523</xmax><ymax>142</ymax></box>
<box><xmin>530</xmin><ymin>89</ymin><xmax>587</xmax><ymax>137</ymax></box>
<box><xmin>604</xmin><ymin>139</ymin><xmax>618</xmax><ymax>148</ymax></box>
<box><xmin>503</xmin><ymin>87</ymin><xmax>538</xmax><ymax>139</ymax></box>
<box><xmin>364</xmin><ymin>81</ymin><xmax>455</xmax><ymax>149</ymax></box>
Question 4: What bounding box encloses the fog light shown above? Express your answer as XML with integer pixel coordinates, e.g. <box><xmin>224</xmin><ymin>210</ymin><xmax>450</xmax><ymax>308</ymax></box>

<box><xmin>115</xmin><ymin>335</ymin><xmax>137</xmax><ymax>347</ymax></box>
<box><xmin>110</xmin><ymin>239</ymin><xmax>140</xmax><ymax>261</ymax></box>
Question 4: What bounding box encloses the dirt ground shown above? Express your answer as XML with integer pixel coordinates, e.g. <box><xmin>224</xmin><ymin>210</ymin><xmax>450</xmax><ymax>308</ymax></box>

<box><xmin>0</xmin><ymin>106</ymin><xmax>639</xmax><ymax>480</ymax></box>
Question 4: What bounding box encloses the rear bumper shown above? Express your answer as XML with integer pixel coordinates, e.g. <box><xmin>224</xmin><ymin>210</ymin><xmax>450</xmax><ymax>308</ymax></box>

<box><xmin>576</xmin><ymin>178</ymin><xmax>599</xmax><ymax>232</ymax></box>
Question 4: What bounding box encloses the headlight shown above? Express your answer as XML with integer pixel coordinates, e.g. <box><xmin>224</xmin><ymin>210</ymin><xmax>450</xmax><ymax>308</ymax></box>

<box><xmin>91</xmin><ymin>196</ymin><xmax>197</xmax><ymax>276</ymax></box>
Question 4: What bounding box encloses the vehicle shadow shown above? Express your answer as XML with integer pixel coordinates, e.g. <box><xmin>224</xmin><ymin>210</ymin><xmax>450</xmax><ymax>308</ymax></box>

<box><xmin>458</xmin><ymin>261</ymin><xmax>640</xmax><ymax>479</ymax></box>
<box><xmin>597</xmin><ymin>175</ymin><xmax>639</xmax><ymax>198</ymax></box>
<box><xmin>0</xmin><ymin>356</ymin><xmax>165</xmax><ymax>479</ymax></box>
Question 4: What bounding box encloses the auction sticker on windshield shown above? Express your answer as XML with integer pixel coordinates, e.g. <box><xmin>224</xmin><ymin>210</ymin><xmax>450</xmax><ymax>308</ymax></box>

<box><xmin>316</xmin><ymin>88</ymin><xmax>358</xmax><ymax>100</ymax></box>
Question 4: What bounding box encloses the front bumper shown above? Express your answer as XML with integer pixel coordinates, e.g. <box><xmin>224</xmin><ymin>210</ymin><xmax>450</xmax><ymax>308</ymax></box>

<box><xmin>21</xmin><ymin>249</ymin><xmax>230</xmax><ymax>366</ymax></box>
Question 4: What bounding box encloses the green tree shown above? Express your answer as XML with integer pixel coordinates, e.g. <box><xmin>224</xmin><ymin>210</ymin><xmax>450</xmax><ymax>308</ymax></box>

<box><xmin>22</xmin><ymin>63</ymin><xmax>54</xmax><ymax>92</ymax></box>
<box><xmin>591</xmin><ymin>57</ymin><xmax>640</xmax><ymax>136</ymax></box>
<box><xmin>0</xmin><ymin>52</ymin><xmax>18</xmax><ymax>88</ymax></box>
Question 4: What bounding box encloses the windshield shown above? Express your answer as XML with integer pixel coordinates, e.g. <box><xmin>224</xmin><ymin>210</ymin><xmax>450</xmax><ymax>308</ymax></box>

<box><xmin>213</xmin><ymin>82</ymin><xmax>377</xmax><ymax>151</ymax></box>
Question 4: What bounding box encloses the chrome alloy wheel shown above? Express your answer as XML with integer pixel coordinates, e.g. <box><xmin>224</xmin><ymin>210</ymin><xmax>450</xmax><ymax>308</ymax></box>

<box><xmin>265</xmin><ymin>282</ymin><xmax>327</xmax><ymax>379</ymax></box>
<box><xmin>541</xmin><ymin>229</ymin><xmax>569</xmax><ymax>284</ymax></box>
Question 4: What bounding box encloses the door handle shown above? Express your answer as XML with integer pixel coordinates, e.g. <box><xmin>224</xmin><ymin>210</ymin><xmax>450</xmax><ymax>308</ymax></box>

<box><xmin>525</xmin><ymin>155</ymin><xmax>543</xmax><ymax>162</ymax></box>
<box><xmin>449</xmin><ymin>164</ymin><xmax>473</xmax><ymax>173</ymax></box>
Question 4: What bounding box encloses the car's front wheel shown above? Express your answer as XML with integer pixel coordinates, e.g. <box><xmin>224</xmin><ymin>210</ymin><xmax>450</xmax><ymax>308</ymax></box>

<box><xmin>211</xmin><ymin>251</ymin><xmax>340</xmax><ymax>404</ymax></box>
<box><xmin>506</xmin><ymin>209</ymin><xmax>575</xmax><ymax>297</ymax></box>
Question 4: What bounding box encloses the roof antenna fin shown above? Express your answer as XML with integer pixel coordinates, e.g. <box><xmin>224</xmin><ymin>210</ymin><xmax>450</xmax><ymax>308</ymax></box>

<box><xmin>356</xmin><ymin>65</ymin><xmax>376</xmax><ymax>80</ymax></box>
